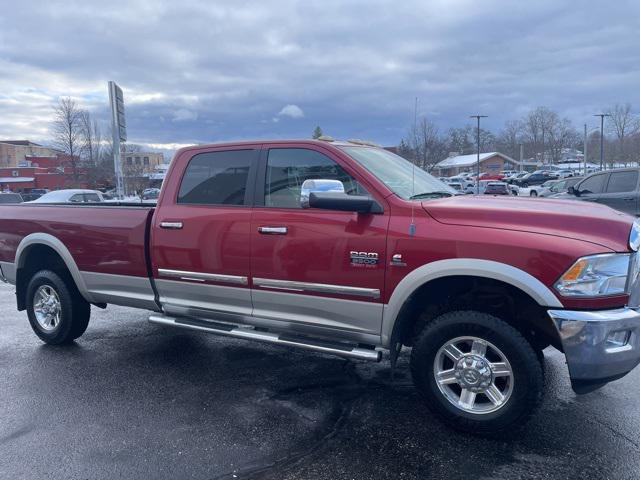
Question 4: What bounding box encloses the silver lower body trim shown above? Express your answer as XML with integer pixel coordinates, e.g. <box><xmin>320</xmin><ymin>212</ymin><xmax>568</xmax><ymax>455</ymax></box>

<box><xmin>158</xmin><ymin>269</ymin><xmax>248</xmax><ymax>286</ymax></box>
<box><xmin>149</xmin><ymin>314</ymin><xmax>382</xmax><ymax>361</ymax></box>
<box><xmin>253</xmin><ymin>277</ymin><xmax>380</xmax><ymax>299</ymax></box>
<box><xmin>81</xmin><ymin>271</ymin><xmax>159</xmax><ymax>311</ymax></box>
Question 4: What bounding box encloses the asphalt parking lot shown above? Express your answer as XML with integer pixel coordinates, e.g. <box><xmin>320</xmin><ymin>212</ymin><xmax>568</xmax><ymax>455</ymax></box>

<box><xmin>1</xmin><ymin>282</ymin><xmax>640</xmax><ymax>480</ymax></box>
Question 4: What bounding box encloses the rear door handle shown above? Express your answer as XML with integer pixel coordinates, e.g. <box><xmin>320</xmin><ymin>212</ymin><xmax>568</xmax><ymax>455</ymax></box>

<box><xmin>160</xmin><ymin>221</ymin><xmax>183</xmax><ymax>229</ymax></box>
<box><xmin>258</xmin><ymin>226</ymin><xmax>288</xmax><ymax>235</ymax></box>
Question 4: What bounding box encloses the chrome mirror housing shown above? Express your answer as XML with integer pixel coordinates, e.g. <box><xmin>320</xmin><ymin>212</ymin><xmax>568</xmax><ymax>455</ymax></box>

<box><xmin>300</xmin><ymin>179</ymin><xmax>345</xmax><ymax>208</ymax></box>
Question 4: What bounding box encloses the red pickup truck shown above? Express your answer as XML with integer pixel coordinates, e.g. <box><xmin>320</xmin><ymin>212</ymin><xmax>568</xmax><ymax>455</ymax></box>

<box><xmin>1</xmin><ymin>139</ymin><xmax>639</xmax><ymax>434</ymax></box>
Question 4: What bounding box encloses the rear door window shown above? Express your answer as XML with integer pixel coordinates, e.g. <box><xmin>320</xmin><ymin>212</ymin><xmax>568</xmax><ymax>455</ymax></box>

<box><xmin>178</xmin><ymin>149</ymin><xmax>256</xmax><ymax>205</ymax></box>
<box><xmin>606</xmin><ymin>171</ymin><xmax>638</xmax><ymax>193</ymax></box>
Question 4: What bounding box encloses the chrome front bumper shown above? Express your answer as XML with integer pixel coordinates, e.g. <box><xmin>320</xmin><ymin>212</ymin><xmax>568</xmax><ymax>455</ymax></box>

<box><xmin>548</xmin><ymin>307</ymin><xmax>640</xmax><ymax>393</ymax></box>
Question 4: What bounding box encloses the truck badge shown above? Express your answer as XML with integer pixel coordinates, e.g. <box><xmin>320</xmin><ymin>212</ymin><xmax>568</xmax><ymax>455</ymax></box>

<box><xmin>350</xmin><ymin>251</ymin><xmax>379</xmax><ymax>266</ymax></box>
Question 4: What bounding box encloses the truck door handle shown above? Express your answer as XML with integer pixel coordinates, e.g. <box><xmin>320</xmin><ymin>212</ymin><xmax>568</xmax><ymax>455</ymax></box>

<box><xmin>160</xmin><ymin>221</ymin><xmax>183</xmax><ymax>229</ymax></box>
<box><xmin>258</xmin><ymin>226</ymin><xmax>288</xmax><ymax>235</ymax></box>
<box><xmin>624</xmin><ymin>197</ymin><xmax>635</xmax><ymax>201</ymax></box>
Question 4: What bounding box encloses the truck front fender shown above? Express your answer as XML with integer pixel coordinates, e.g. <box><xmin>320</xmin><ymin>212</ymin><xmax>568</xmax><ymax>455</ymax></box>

<box><xmin>380</xmin><ymin>258</ymin><xmax>563</xmax><ymax>348</ymax></box>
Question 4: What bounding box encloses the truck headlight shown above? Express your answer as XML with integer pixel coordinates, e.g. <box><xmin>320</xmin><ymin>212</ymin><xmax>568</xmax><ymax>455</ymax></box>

<box><xmin>555</xmin><ymin>253</ymin><xmax>631</xmax><ymax>297</ymax></box>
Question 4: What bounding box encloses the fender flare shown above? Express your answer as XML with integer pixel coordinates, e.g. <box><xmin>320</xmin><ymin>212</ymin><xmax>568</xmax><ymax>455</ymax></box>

<box><xmin>15</xmin><ymin>233</ymin><xmax>94</xmax><ymax>302</ymax></box>
<box><xmin>380</xmin><ymin>258</ymin><xmax>563</xmax><ymax>347</ymax></box>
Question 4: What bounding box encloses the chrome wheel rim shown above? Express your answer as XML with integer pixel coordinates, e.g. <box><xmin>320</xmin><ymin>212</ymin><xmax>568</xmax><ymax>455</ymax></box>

<box><xmin>433</xmin><ymin>336</ymin><xmax>514</xmax><ymax>414</ymax></box>
<box><xmin>33</xmin><ymin>285</ymin><xmax>61</xmax><ymax>331</ymax></box>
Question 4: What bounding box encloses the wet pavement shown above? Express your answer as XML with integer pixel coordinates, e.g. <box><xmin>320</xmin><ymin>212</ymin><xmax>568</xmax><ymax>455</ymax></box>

<box><xmin>1</xmin><ymin>282</ymin><xmax>639</xmax><ymax>479</ymax></box>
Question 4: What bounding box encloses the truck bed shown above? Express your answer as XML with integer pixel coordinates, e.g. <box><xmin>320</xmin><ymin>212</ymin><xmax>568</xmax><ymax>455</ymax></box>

<box><xmin>0</xmin><ymin>203</ymin><xmax>158</xmax><ymax>311</ymax></box>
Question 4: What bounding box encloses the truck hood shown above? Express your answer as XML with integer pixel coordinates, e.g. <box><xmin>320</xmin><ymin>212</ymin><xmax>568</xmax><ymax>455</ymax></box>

<box><xmin>422</xmin><ymin>196</ymin><xmax>633</xmax><ymax>251</ymax></box>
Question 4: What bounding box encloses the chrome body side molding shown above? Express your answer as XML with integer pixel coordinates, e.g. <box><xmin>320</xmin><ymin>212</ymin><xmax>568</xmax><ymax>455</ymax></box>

<box><xmin>253</xmin><ymin>277</ymin><xmax>380</xmax><ymax>299</ymax></box>
<box><xmin>158</xmin><ymin>269</ymin><xmax>248</xmax><ymax>286</ymax></box>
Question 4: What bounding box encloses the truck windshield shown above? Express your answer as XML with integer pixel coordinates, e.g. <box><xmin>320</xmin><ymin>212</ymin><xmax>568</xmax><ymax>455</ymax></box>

<box><xmin>340</xmin><ymin>146</ymin><xmax>456</xmax><ymax>200</ymax></box>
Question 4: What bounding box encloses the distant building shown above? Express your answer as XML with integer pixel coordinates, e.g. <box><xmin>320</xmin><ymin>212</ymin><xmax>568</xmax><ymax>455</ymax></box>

<box><xmin>122</xmin><ymin>152</ymin><xmax>165</xmax><ymax>173</ymax></box>
<box><xmin>434</xmin><ymin>152</ymin><xmax>518</xmax><ymax>177</ymax></box>
<box><xmin>0</xmin><ymin>140</ymin><xmax>59</xmax><ymax>168</ymax></box>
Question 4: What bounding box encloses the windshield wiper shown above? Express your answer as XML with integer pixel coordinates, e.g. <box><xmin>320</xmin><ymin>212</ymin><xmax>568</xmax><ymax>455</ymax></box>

<box><xmin>409</xmin><ymin>191</ymin><xmax>454</xmax><ymax>200</ymax></box>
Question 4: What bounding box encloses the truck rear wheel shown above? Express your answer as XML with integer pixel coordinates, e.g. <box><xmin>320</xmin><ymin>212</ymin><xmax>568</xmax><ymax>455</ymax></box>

<box><xmin>26</xmin><ymin>270</ymin><xmax>90</xmax><ymax>344</ymax></box>
<box><xmin>410</xmin><ymin>310</ymin><xmax>543</xmax><ymax>435</ymax></box>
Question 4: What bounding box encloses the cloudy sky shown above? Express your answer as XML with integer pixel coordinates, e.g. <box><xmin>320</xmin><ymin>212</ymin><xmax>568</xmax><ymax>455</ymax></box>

<box><xmin>1</xmin><ymin>0</ymin><xmax>639</xmax><ymax>151</ymax></box>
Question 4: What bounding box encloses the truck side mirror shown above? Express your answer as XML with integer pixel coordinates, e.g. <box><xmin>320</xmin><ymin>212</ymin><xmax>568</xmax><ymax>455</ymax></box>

<box><xmin>300</xmin><ymin>179</ymin><xmax>345</xmax><ymax>208</ymax></box>
<box><xmin>308</xmin><ymin>192</ymin><xmax>382</xmax><ymax>213</ymax></box>
<box><xmin>568</xmin><ymin>186</ymin><xmax>579</xmax><ymax>196</ymax></box>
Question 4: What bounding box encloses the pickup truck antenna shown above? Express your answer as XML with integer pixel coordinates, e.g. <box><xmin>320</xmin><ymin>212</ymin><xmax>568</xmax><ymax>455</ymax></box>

<box><xmin>410</xmin><ymin>97</ymin><xmax>418</xmax><ymax>236</ymax></box>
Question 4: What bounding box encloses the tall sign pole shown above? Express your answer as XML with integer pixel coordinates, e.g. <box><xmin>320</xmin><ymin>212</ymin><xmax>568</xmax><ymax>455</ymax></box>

<box><xmin>470</xmin><ymin>115</ymin><xmax>488</xmax><ymax>194</ymax></box>
<box><xmin>593</xmin><ymin>113</ymin><xmax>610</xmax><ymax>171</ymax></box>
<box><xmin>108</xmin><ymin>81</ymin><xmax>127</xmax><ymax>199</ymax></box>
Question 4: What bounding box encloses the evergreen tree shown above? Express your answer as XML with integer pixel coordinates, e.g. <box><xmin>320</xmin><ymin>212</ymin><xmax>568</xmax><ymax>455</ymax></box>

<box><xmin>312</xmin><ymin>126</ymin><xmax>323</xmax><ymax>139</ymax></box>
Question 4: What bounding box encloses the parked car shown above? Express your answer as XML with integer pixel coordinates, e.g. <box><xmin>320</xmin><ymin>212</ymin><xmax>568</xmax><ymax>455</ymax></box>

<box><xmin>21</xmin><ymin>189</ymin><xmax>49</xmax><ymax>202</ymax></box>
<box><xmin>478</xmin><ymin>172</ymin><xmax>504</xmax><ymax>181</ymax></box>
<box><xmin>483</xmin><ymin>182</ymin><xmax>511</xmax><ymax>195</ymax></box>
<box><xmin>0</xmin><ymin>193</ymin><xmax>24</xmax><ymax>204</ymax></box>
<box><xmin>500</xmin><ymin>170</ymin><xmax>519</xmax><ymax>178</ymax></box>
<box><xmin>556</xmin><ymin>169</ymin><xmax>574</xmax><ymax>179</ymax></box>
<box><xmin>528</xmin><ymin>179</ymin><xmax>560</xmax><ymax>197</ymax></box>
<box><xmin>504</xmin><ymin>171</ymin><xmax>528</xmax><ymax>184</ymax></box>
<box><xmin>1</xmin><ymin>139</ymin><xmax>640</xmax><ymax>435</ymax></box>
<box><xmin>558</xmin><ymin>168</ymin><xmax>640</xmax><ymax>216</ymax></box>
<box><xmin>29</xmin><ymin>189</ymin><xmax>106</xmax><ymax>204</ymax></box>
<box><xmin>142</xmin><ymin>188</ymin><xmax>161</xmax><ymax>200</ymax></box>
<box><xmin>512</xmin><ymin>170</ymin><xmax>553</xmax><ymax>187</ymax></box>
<box><xmin>447</xmin><ymin>177</ymin><xmax>475</xmax><ymax>194</ymax></box>
<box><xmin>547</xmin><ymin>176</ymin><xmax>583</xmax><ymax>197</ymax></box>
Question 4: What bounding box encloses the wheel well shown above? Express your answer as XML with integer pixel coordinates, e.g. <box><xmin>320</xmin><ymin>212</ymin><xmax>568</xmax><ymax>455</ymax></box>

<box><xmin>16</xmin><ymin>244</ymin><xmax>74</xmax><ymax>311</ymax></box>
<box><xmin>391</xmin><ymin>275</ymin><xmax>562</xmax><ymax>351</ymax></box>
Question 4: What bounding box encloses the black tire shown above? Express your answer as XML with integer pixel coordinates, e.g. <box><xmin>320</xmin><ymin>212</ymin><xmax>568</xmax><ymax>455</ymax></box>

<box><xmin>529</xmin><ymin>190</ymin><xmax>538</xmax><ymax>197</ymax></box>
<box><xmin>522</xmin><ymin>182</ymin><xmax>529</xmax><ymax>188</ymax></box>
<box><xmin>410</xmin><ymin>310</ymin><xmax>543</xmax><ymax>435</ymax></box>
<box><xmin>26</xmin><ymin>270</ymin><xmax>91</xmax><ymax>345</ymax></box>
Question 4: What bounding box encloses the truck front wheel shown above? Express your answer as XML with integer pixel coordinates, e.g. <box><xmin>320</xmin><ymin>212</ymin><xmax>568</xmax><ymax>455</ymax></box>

<box><xmin>26</xmin><ymin>270</ymin><xmax>91</xmax><ymax>344</ymax></box>
<box><xmin>410</xmin><ymin>310</ymin><xmax>543</xmax><ymax>435</ymax></box>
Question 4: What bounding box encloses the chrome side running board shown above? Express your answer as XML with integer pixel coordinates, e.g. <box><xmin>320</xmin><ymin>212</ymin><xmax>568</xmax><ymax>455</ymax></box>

<box><xmin>148</xmin><ymin>314</ymin><xmax>382</xmax><ymax>362</ymax></box>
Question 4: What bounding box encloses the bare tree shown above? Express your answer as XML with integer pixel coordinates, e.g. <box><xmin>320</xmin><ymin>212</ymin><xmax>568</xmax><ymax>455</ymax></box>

<box><xmin>52</xmin><ymin>97</ymin><xmax>83</xmax><ymax>180</ymax></box>
<box><xmin>408</xmin><ymin>117</ymin><xmax>447</xmax><ymax>171</ymax></box>
<box><xmin>606</xmin><ymin>103</ymin><xmax>640</xmax><ymax>166</ymax></box>
<box><xmin>80</xmin><ymin>110</ymin><xmax>102</xmax><ymax>166</ymax></box>
<box><xmin>497</xmin><ymin>120</ymin><xmax>523</xmax><ymax>160</ymax></box>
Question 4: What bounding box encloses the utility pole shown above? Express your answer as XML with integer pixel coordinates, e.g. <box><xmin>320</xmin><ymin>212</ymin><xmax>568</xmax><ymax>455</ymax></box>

<box><xmin>594</xmin><ymin>113</ymin><xmax>610</xmax><ymax>171</ymax></box>
<box><xmin>519</xmin><ymin>143</ymin><xmax>524</xmax><ymax>169</ymax></box>
<box><xmin>583</xmin><ymin>123</ymin><xmax>587</xmax><ymax>176</ymax></box>
<box><xmin>470</xmin><ymin>115</ymin><xmax>488</xmax><ymax>194</ymax></box>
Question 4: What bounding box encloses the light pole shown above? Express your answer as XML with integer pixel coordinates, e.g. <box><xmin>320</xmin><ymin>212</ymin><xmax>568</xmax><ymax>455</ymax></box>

<box><xmin>470</xmin><ymin>115</ymin><xmax>488</xmax><ymax>194</ymax></box>
<box><xmin>593</xmin><ymin>113</ymin><xmax>610</xmax><ymax>171</ymax></box>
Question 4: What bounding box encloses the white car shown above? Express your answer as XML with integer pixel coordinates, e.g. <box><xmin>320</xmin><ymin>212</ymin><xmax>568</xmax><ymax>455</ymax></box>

<box><xmin>447</xmin><ymin>177</ymin><xmax>476</xmax><ymax>194</ymax></box>
<box><xmin>28</xmin><ymin>189</ymin><xmax>106</xmax><ymax>204</ymax></box>
<box><xmin>528</xmin><ymin>180</ymin><xmax>560</xmax><ymax>197</ymax></box>
<box><xmin>556</xmin><ymin>169</ymin><xmax>574</xmax><ymax>179</ymax></box>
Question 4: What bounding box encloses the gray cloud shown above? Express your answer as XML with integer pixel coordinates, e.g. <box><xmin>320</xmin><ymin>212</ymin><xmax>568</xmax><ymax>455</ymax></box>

<box><xmin>0</xmin><ymin>0</ymin><xmax>639</xmax><ymax>150</ymax></box>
